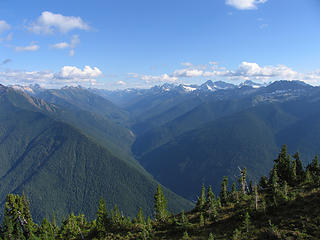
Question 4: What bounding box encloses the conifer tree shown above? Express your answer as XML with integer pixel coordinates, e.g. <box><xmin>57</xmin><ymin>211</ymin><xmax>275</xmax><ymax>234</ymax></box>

<box><xmin>196</xmin><ymin>184</ymin><xmax>206</xmax><ymax>210</ymax></box>
<box><xmin>199</xmin><ymin>213</ymin><xmax>205</xmax><ymax>227</ymax></box>
<box><xmin>231</xmin><ymin>182</ymin><xmax>238</xmax><ymax>203</ymax></box>
<box><xmin>96</xmin><ymin>197</ymin><xmax>109</xmax><ymax>233</ymax></box>
<box><xmin>293</xmin><ymin>152</ymin><xmax>304</xmax><ymax>181</ymax></box>
<box><xmin>136</xmin><ymin>207</ymin><xmax>145</xmax><ymax>225</ymax></box>
<box><xmin>307</xmin><ymin>155</ymin><xmax>320</xmax><ymax>182</ymax></box>
<box><xmin>242</xmin><ymin>212</ymin><xmax>251</xmax><ymax>233</ymax></box>
<box><xmin>271</xmin><ymin>166</ymin><xmax>279</xmax><ymax>192</ymax></box>
<box><xmin>206</xmin><ymin>185</ymin><xmax>216</xmax><ymax>207</ymax></box>
<box><xmin>38</xmin><ymin>218</ymin><xmax>55</xmax><ymax>240</ymax></box>
<box><xmin>274</xmin><ymin>145</ymin><xmax>291</xmax><ymax>183</ymax></box>
<box><xmin>305</xmin><ymin>169</ymin><xmax>312</xmax><ymax>183</ymax></box>
<box><xmin>182</xmin><ymin>231</ymin><xmax>190</xmax><ymax>240</ymax></box>
<box><xmin>111</xmin><ymin>204</ymin><xmax>122</xmax><ymax>226</ymax></box>
<box><xmin>254</xmin><ymin>184</ymin><xmax>259</xmax><ymax>211</ymax></box>
<box><xmin>208</xmin><ymin>232</ymin><xmax>215</xmax><ymax>240</ymax></box>
<box><xmin>259</xmin><ymin>176</ymin><xmax>269</xmax><ymax>189</ymax></box>
<box><xmin>3</xmin><ymin>194</ymin><xmax>36</xmax><ymax>239</ymax></box>
<box><xmin>290</xmin><ymin>158</ymin><xmax>297</xmax><ymax>184</ymax></box>
<box><xmin>232</xmin><ymin>228</ymin><xmax>242</xmax><ymax>240</ymax></box>
<box><xmin>146</xmin><ymin>216</ymin><xmax>153</xmax><ymax>233</ymax></box>
<box><xmin>282</xmin><ymin>181</ymin><xmax>289</xmax><ymax>201</ymax></box>
<box><xmin>239</xmin><ymin>168</ymin><xmax>247</xmax><ymax>195</ymax></box>
<box><xmin>220</xmin><ymin>176</ymin><xmax>228</xmax><ymax>204</ymax></box>
<box><xmin>180</xmin><ymin>210</ymin><xmax>188</xmax><ymax>227</ymax></box>
<box><xmin>154</xmin><ymin>184</ymin><xmax>168</xmax><ymax>221</ymax></box>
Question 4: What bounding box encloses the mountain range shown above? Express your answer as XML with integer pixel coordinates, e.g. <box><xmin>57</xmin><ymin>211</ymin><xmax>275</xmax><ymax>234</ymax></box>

<box><xmin>0</xmin><ymin>84</ymin><xmax>193</xmax><ymax>223</ymax></box>
<box><xmin>4</xmin><ymin>79</ymin><xmax>320</xmax><ymax>214</ymax></box>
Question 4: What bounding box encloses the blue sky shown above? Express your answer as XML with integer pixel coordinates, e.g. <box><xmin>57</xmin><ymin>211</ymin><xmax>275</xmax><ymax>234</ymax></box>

<box><xmin>0</xmin><ymin>0</ymin><xmax>320</xmax><ymax>89</ymax></box>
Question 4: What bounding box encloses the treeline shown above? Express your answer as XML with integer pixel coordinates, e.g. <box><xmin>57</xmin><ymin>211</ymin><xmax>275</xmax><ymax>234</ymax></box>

<box><xmin>0</xmin><ymin>145</ymin><xmax>320</xmax><ymax>240</ymax></box>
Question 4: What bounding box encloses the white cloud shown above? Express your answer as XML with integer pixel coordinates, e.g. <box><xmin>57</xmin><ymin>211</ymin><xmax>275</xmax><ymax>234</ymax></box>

<box><xmin>128</xmin><ymin>61</ymin><xmax>320</xmax><ymax>86</ymax></box>
<box><xmin>51</xmin><ymin>42</ymin><xmax>69</xmax><ymax>49</ymax></box>
<box><xmin>0</xmin><ymin>20</ymin><xmax>10</xmax><ymax>33</ymax></box>
<box><xmin>50</xmin><ymin>35</ymin><xmax>80</xmax><ymax>56</ymax></box>
<box><xmin>226</xmin><ymin>0</ymin><xmax>267</xmax><ymax>10</ymax></box>
<box><xmin>55</xmin><ymin>65</ymin><xmax>102</xmax><ymax>79</ymax></box>
<box><xmin>28</xmin><ymin>11</ymin><xmax>90</xmax><ymax>34</ymax></box>
<box><xmin>129</xmin><ymin>73</ymin><xmax>178</xmax><ymax>83</ymax></box>
<box><xmin>231</xmin><ymin>62</ymin><xmax>299</xmax><ymax>79</ymax></box>
<box><xmin>181</xmin><ymin>62</ymin><xmax>193</xmax><ymax>67</ymax></box>
<box><xmin>173</xmin><ymin>69</ymin><xmax>203</xmax><ymax>77</ymax></box>
<box><xmin>15</xmin><ymin>44</ymin><xmax>40</xmax><ymax>52</ymax></box>
<box><xmin>0</xmin><ymin>65</ymin><xmax>102</xmax><ymax>88</ymax></box>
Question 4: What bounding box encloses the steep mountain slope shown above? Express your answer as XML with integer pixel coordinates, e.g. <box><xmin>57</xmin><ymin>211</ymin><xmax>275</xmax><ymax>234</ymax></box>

<box><xmin>138</xmin><ymin>105</ymin><xmax>282</xmax><ymax>199</ymax></box>
<box><xmin>132</xmin><ymin>98</ymin><xmax>254</xmax><ymax>158</ymax></box>
<box><xmin>137</xmin><ymin>95</ymin><xmax>320</xmax><ymax>200</ymax></box>
<box><xmin>37</xmin><ymin>86</ymin><xmax>130</xmax><ymax>125</ymax></box>
<box><xmin>33</xmin><ymin>87</ymin><xmax>135</xmax><ymax>160</ymax></box>
<box><xmin>0</xmin><ymin>85</ymin><xmax>193</xmax><ymax>222</ymax></box>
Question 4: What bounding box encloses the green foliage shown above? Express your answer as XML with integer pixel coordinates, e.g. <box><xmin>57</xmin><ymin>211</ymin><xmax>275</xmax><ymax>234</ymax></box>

<box><xmin>0</xmin><ymin>86</ymin><xmax>193</xmax><ymax>223</ymax></box>
<box><xmin>58</xmin><ymin>213</ymin><xmax>88</xmax><ymax>240</ymax></box>
<box><xmin>293</xmin><ymin>152</ymin><xmax>304</xmax><ymax>181</ymax></box>
<box><xmin>208</xmin><ymin>232</ymin><xmax>215</xmax><ymax>240</ymax></box>
<box><xmin>1</xmin><ymin>146</ymin><xmax>320</xmax><ymax>239</ymax></box>
<box><xmin>239</xmin><ymin>168</ymin><xmax>247</xmax><ymax>195</ymax></box>
<box><xmin>199</xmin><ymin>213</ymin><xmax>205</xmax><ymax>227</ymax></box>
<box><xmin>196</xmin><ymin>184</ymin><xmax>206</xmax><ymax>210</ymax></box>
<box><xmin>219</xmin><ymin>176</ymin><xmax>229</xmax><ymax>205</ymax></box>
<box><xmin>154</xmin><ymin>185</ymin><xmax>168</xmax><ymax>222</ymax></box>
<box><xmin>182</xmin><ymin>231</ymin><xmax>190</xmax><ymax>240</ymax></box>
<box><xmin>242</xmin><ymin>212</ymin><xmax>251</xmax><ymax>233</ymax></box>
<box><xmin>232</xmin><ymin>228</ymin><xmax>242</xmax><ymax>240</ymax></box>
<box><xmin>135</xmin><ymin>207</ymin><xmax>145</xmax><ymax>226</ymax></box>
<box><xmin>96</xmin><ymin>197</ymin><xmax>109</xmax><ymax>234</ymax></box>
<box><xmin>206</xmin><ymin>185</ymin><xmax>215</xmax><ymax>207</ymax></box>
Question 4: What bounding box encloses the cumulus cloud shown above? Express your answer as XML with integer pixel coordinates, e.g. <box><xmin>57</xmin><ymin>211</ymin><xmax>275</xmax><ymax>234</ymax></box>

<box><xmin>173</xmin><ymin>69</ymin><xmax>203</xmax><ymax>77</ymax></box>
<box><xmin>226</xmin><ymin>0</ymin><xmax>267</xmax><ymax>10</ymax></box>
<box><xmin>50</xmin><ymin>35</ymin><xmax>80</xmax><ymax>56</ymax></box>
<box><xmin>0</xmin><ymin>20</ymin><xmax>10</xmax><ymax>33</ymax></box>
<box><xmin>55</xmin><ymin>65</ymin><xmax>102</xmax><ymax>79</ymax></box>
<box><xmin>129</xmin><ymin>73</ymin><xmax>178</xmax><ymax>83</ymax></box>
<box><xmin>28</xmin><ymin>11</ymin><xmax>90</xmax><ymax>34</ymax></box>
<box><xmin>0</xmin><ymin>65</ymin><xmax>102</xmax><ymax>88</ymax></box>
<box><xmin>129</xmin><ymin>61</ymin><xmax>320</xmax><ymax>86</ymax></box>
<box><xmin>230</xmin><ymin>62</ymin><xmax>299</xmax><ymax>79</ymax></box>
<box><xmin>15</xmin><ymin>44</ymin><xmax>40</xmax><ymax>52</ymax></box>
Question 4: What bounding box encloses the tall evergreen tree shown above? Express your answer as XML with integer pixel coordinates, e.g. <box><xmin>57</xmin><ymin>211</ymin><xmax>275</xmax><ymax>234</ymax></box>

<box><xmin>274</xmin><ymin>145</ymin><xmax>291</xmax><ymax>183</ymax></box>
<box><xmin>154</xmin><ymin>184</ymin><xmax>168</xmax><ymax>221</ymax></box>
<box><xmin>206</xmin><ymin>185</ymin><xmax>216</xmax><ymax>207</ymax></box>
<box><xmin>307</xmin><ymin>155</ymin><xmax>320</xmax><ymax>181</ymax></box>
<box><xmin>136</xmin><ymin>207</ymin><xmax>145</xmax><ymax>225</ymax></box>
<box><xmin>293</xmin><ymin>152</ymin><xmax>304</xmax><ymax>182</ymax></box>
<box><xmin>196</xmin><ymin>184</ymin><xmax>206</xmax><ymax>210</ymax></box>
<box><xmin>239</xmin><ymin>168</ymin><xmax>247</xmax><ymax>195</ymax></box>
<box><xmin>219</xmin><ymin>176</ymin><xmax>229</xmax><ymax>205</ymax></box>
<box><xmin>96</xmin><ymin>197</ymin><xmax>109</xmax><ymax>234</ymax></box>
<box><xmin>290</xmin><ymin>158</ymin><xmax>297</xmax><ymax>184</ymax></box>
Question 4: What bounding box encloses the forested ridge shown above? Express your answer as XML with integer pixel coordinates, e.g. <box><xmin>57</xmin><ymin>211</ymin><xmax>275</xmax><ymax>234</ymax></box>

<box><xmin>1</xmin><ymin>145</ymin><xmax>320</xmax><ymax>239</ymax></box>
